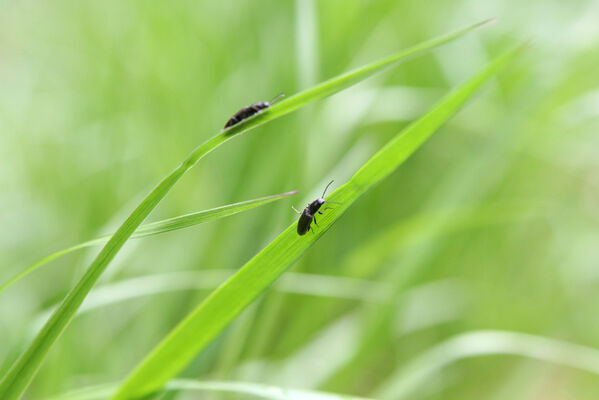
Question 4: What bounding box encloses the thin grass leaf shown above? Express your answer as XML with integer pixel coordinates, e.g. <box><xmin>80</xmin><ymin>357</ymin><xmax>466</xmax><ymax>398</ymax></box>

<box><xmin>110</xmin><ymin>44</ymin><xmax>526</xmax><ymax>400</ymax></box>
<box><xmin>49</xmin><ymin>379</ymin><xmax>375</xmax><ymax>400</ymax></box>
<box><xmin>0</xmin><ymin>191</ymin><xmax>298</xmax><ymax>295</ymax></box>
<box><xmin>0</xmin><ymin>20</ymin><xmax>492</xmax><ymax>400</ymax></box>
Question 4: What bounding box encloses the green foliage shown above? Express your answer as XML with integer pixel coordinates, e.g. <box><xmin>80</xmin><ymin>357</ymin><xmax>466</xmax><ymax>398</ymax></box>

<box><xmin>0</xmin><ymin>20</ymin><xmax>490</xmax><ymax>400</ymax></box>
<box><xmin>3</xmin><ymin>2</ymin><xmax>599</xmax><ymax>400</ymax></box>
<box><xmin>110</xmin><ymin>45</ymin><xmax>523</xmax><ymax>400</ymax></box>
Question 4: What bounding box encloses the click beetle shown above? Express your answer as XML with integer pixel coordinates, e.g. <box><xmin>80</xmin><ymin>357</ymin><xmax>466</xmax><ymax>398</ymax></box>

<box><xmin>293</xmin><ymin>180</ymin><xmax>339</xmax><ymax>235</ymax></box>
<box><xmin>224</xmin><ymin>93</ymin><xmax>285</xmax><ymax>129</ymax></box>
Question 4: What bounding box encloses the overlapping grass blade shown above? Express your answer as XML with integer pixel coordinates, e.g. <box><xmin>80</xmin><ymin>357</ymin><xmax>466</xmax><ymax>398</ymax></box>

<box><xmin>0</xmin><ymin>191</ymin><xmax>298</xmax><ymax>295</ymax></box>
<box><xmin>110</xmin><ymin>44</ymin><xmax>525</xmax><ymax>400</ymax></box>
<box><xmin>23</xmin><ymin>202</ymin><xmax>534</xmax><ymax>330</ymax></box>
<box><xmin>0</xmin><ymin>20</ymin><xmax>492</xmax><ymax>400</ymax></box>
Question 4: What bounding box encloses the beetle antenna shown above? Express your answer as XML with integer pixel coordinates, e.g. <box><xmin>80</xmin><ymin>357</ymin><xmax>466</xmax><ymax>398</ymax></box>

<box><xmin>270</xmin><ymin>93</ymin><xmax>285</xmax><ymax>104</ymax></box>
<box><xmin>321</xmin><ymin>180</ymin><xmax>334</xmax><ymax>198</ymax></box>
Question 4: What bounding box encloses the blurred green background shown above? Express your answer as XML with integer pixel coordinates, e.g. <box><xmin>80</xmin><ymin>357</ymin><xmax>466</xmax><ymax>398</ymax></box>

<box><xmin>2</xmin><ymin>0</ymin><xmax>599</xmax><ymax>399</ymax></box>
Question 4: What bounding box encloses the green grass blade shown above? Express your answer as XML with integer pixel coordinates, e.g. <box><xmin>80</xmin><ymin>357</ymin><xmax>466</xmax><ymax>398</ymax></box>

<box><xmin>0</xmin><ymin>165</ymin><xmax>185</xmax><ymax>400</ymax></box>
<box><xmin>49</xmin><ymin>379</ymin><xmax>375</xmax><ymax>400</ymax></box>
<box><xmin>130</xmin><ymin>191</ymin><xmax>297</xmax><ymax>238</ymax></box>
<box><xmin>0</xmin><ymin>20</ymin><xmax>491</xmax><ymax>400</ymax></box>
<box><xmin>110</xmin><ymin>44</ymin><xmax>525</xmax><ymax>400</ymax></box>
<box><xmin>24</xmin><ymin>201</ymin><xmax>534</xmax><ymax>333</ymax></box>
<box><xmin>0</xmin><ymin>191</ymin><xmax>298</xmax><ymax>296</ymax></box>
<box><xmin>220</xmin><ymin>19</ymin><xmax>494</xmax><ymax>139</ymax></box>
<box><xmin>0</xmin><ymin>243</ymin><xmax>96</xmax><ymax>298</ymax></box>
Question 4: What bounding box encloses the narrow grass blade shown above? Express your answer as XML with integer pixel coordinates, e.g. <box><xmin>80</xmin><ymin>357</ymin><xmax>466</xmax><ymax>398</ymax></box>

<box><xmin>130</xmin><ymin>191</ymin><xmax>294</xmax><ymax>237</ymax></box>
<box><xmin>49</xmin><ymin>379</ymin><xmax>375</xmax><ymax>400</ymax></box>
<box><xmin>220</xmin><ymin>19</ymin><xmax>494</xmax><ymax>139</ymax></box>
<box><xmin>111</xmin><ymin>44</ymin><xmax>525</xmax><ymax>400</ymax></box>
<box><xmin>376</xmin><ymin>330</ymin><xmax>599</xmax><ymax>399</ymax></box>
<box><xmin>0</xmin><ymin>191</ymin><xmax>298</xmax><ymax>296</ymax></box>
<box><xmin>0</xmin><ymin>20</ymin><xmax>492</xmax><ymax>400</ymax></box>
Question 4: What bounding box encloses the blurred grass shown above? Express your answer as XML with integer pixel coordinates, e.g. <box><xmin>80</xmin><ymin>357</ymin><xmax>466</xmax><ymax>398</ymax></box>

<box><xmin>1</xmin><ymin>1</ymin><xmax>599</xmax><ymax>399</ymax></box>
<box><xmin>50</xmin><ymin>379</ymin><xmax>376</xmax><ymax>400</ymax></box>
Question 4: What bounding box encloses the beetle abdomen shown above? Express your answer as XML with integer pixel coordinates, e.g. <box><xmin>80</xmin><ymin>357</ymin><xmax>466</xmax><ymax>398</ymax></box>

<box><xmin>297</xmin><ymin>212</ymin><xmax>313</xmax><ymax>235</ymax></box>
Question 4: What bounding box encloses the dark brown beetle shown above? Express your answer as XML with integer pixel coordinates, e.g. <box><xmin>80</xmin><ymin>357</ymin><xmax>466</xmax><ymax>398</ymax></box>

<box><xmin>293</xmin><ymin>180</ymin><xmax>339</xmax><ymax>235</ymax></box>
<box><xmin>224</xmin><ymin>93</ymin><xmax>285</xmax><ymax>129</ymax></box>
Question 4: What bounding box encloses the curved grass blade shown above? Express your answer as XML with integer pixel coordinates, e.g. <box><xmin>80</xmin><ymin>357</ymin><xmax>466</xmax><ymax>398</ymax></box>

<box><xmin>375</xmin><ymin>330</ymin><xmax>599</xmax><ymax>399</ymax></box>
<box><xmin>49</xmin><ymin>379</ymin><xmax>375</xmax><ymax>400</ymax></box>
<box><xmin>0</xmin><ymin>20</ymin><xmax>493</xmax><ymax>400</ymax></box>
<box><xmin>0</xmin><ymin>191</ymin><xmax>298</xmax><ymax>295</ymax></box>
<box><xmin>110</xmin><ymin>44</ymin><xmax>526</xmax><ymax>400</ymax></box>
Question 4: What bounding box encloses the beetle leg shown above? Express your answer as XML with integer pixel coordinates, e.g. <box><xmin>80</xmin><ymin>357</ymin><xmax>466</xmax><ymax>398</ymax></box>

<box><xmin>291</xmin><ymin>206</ymin><xmax>302</xmax><ymax>214</ymax></box>
<box><xmin>313</xmin><ymin>215</ymin><xmax>318</xmax><ymax>226</ymax></box>
<box><xmin>318</xmin><ymin>211</ymin><xmax>324</xmax><ymax>214</ymax></box>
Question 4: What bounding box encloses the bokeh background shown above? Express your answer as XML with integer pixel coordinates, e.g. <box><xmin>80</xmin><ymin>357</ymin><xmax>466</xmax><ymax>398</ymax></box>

<box><xmin>2</xmin><ymin>1</ymin><xmax>599</xmax><ymax>399</ymax></box>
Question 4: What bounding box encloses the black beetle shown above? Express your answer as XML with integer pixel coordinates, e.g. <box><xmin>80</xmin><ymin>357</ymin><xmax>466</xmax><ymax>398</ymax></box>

<box><xmin>293</xmin><ymin>180</ymin><xmax>339</xmax><ymax>235</ymax></box>
<box><xmin>224</xmin><ymin>93</ymin><xmax>285</xmax><ymax>129</ymax></box>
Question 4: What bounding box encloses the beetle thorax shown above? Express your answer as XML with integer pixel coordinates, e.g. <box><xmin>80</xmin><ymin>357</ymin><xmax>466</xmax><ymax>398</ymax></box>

<box><xmin>308</xmin><ymin>198</ymin><xmax>325</xmax><ymax>214</ymax></box>
<box><xmin>256</xmin><ymin>102</ymin><xmax>270</xmax><ymax>110</ymax></box>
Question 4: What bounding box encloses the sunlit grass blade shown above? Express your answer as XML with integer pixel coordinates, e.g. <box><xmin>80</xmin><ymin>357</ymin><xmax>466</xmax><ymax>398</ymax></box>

<box><xmin>375</xmin><ymin>330</ymin><xmax>599</xmax><ymax>399</ymax></box>
<box><xmin>0</xmin><ymin>191</ymin><xmax>298</xmax><ymax>296</ymax></box>
<box><xmin>49</xmin><ymin>379</ymin><xmax>375</xmax><ymax>400</ymax></box>
<box><xmin>110</xmin><ymin>44</ymin><xmax>526</xmax><ymax>400</ymax></box>
<box><xmin>0</xmin><ymin>20</ymin><xmax>493</xmax><ymax>400</ymax></box>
